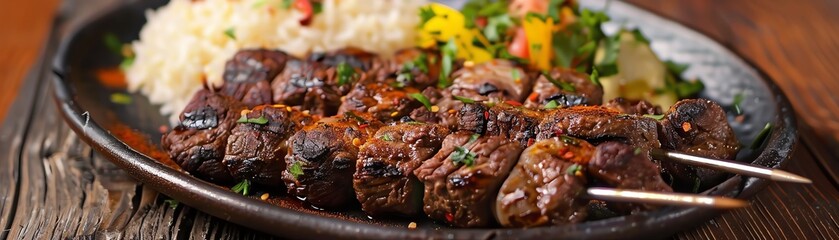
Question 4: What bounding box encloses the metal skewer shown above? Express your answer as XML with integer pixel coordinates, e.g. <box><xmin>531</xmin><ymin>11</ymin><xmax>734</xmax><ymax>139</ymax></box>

<box><xmin>651</xmin><ymin>149</ymin><xmax>812</xmax><ymax>184</ymax></box>
<box><xmin>586</xmin><ymin>188</ymin><xmax>749</xmax><ymax>209</ymax></box>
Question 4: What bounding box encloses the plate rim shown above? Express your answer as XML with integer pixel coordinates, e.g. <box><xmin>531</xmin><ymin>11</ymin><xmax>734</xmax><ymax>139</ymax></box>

<box><xmin>50</xmin><ymin>0</ymin><xmax>798</xmax><ymax>239</ymax></box>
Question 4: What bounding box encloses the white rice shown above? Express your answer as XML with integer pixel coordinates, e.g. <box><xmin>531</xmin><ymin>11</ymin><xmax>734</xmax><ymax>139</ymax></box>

<box><xmin>125</xmin><ymin>0</ymin><xmax>427</xmax><ymax>121</ymax></box>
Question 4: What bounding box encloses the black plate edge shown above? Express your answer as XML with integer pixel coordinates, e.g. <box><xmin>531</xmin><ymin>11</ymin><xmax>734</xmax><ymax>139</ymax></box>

<box><xmin>49</xmin><ymin>0</ymin><xmax>799</xmax><ymax>239</ymax></box>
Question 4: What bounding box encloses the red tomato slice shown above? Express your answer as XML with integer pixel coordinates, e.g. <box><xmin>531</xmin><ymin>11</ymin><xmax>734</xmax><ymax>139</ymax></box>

<box><xmin>295</xmin><ymin>0</ymin><xmax>314</xmax><ymax>26</ymax></box>
<box><xmin>508</xmin><ymin>27</ymin><xmax>529</xmax><ymax>59</ymax></box>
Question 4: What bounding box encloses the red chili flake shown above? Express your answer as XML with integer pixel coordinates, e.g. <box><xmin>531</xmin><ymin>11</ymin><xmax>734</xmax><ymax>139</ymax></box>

<box><xmin>527</xmin><ymin>138</ymin><xmax>535</xmax><ymax>146</ymax></box>
<box><xmin>557</xmin><ymin>147</ymin><xmax>568</xmax><ymax>156</ymax></box>
<box><xmin>505</xmin><ymin>100</ymin><xmax>523</xmax><ymax>106</ymax></box>
<box><xmin>483</xmin><ymin>111</ymin><xmax>490</xmax><ymax>119</ymax></box>
<box><xmin>359</xmin><ymin>124</ymin><xmax>369</xmax><ymax>129</ymax></box>
<box><xmin>445</xmin><ymin>212</ymin><xmax>454</xmax><ymax>222</ymax></box>
<box><xmin>527</xmin><ymin>92</ymin><xmax>539</xmax><ymax>102</ymax></box>
<box><xmin>554</xmin><ymin>129</ymin><xmax>564</xmax><ymax>136</ymax></box>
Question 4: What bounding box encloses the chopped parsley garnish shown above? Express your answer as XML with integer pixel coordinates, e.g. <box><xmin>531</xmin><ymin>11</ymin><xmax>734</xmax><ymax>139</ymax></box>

<box><xmin>664</xmin><ymin>60</ymin><xmax>690</xmax><ymax>76</ymax></box>
<box><xmin>630</xmin><ymin>29</ymin><xmax>650</xmax><ymax>45</ymax></box>
<box><xmin>560</xmin><ymin>135</ymin><xmax>579</xmax><ymax>145</ymax></box>
<box><xmin>543</xmin><ymin>100</ymin><xmax>559</xmax><ymax>109</ymax></box>
<box><xmin>120</xmin><ymin>56</ymin><xmax>135</xmax><ymax>70</ymax></box>
<box><xmin>231</xmin><ymin>179</ymin><xmax>251</xmax><ymax>196</ymax></box>
<box><xmin>402</xmin><ymin>53</ymin><xmax>429</xmax><ymax>74</ymax></box>
<box><xmin>381</xmin><ymin>134</ymin><xmax>394</xmax><ymax>142</ymax></box>
<box><xmin>453</xmin><ymin>95</ymin><xmax>477</xmax><ymax>104</ymax></box>
<box><xmin>103</xmin><ymin>33</ymin><xmax>123</xmax><ymax>56</ymax></box>
<box><xmin>594</xmin><ymin>33</ymin><xmax>621</xmax><ymax>77</ymax></box>
<box><xmin>634</xmin><ymin>147</ymin><xmax>642</xmax><ymax>155</ymax></box>
<box><xmin>312</xmin><ymin>2</ymin><xmax>323</xmax><ymax>14</ymax></box>
<box><xmin>589</xmin><ymin>67</ymin><xmax>601</xmax><ymax>86</ymax></box>
<box><xmin>543</xmin><ymin>72</ymin><xmax>576</xmax><ymax>92</ymax></box>
<box><xmin>468</xmin><ymin>134</ymin><xmax>480</xmax><ymax>144</ymax></box>
<box><xmin>438</xmin><ymin>38</ymin><xmax>457</xmax><ymax>88</ymax></box>
<box><xmin>750</xmin><ymin>122</ymin><xmax>772</xmax><ymax>149</ymax></box>
<box><xmin>337</xmin><ymin>62</ymin><xmax>357</xmax><ymax>86</ymax></box>
<box><xmin>419</xmin><ymin>6</ymin><xmax>436</xmax><ymax>28</ymax></box>
<box><xmin>732</xmin><ymin>93</ymin><xmax>744</xmax><ymax>115</ymax></box>
<box><xmin>343</xmin><ymin>111</ymin><xmax>368</xmax><ymax>124</ymax></box>
<box><xmin>224</xmin><ymin>27</ymin><xmax>236</xmax><ymax>40</ymax></box>
<box><xmin>673</xmin><ymin>80</ymin><xmax>705</xmax><ymax>98</ymax></box>
<box><xmin>237</xmin><ymin>115</ymin><xmax>269</xmax><ymax>124</ymax></box>
<box><xmin>110</xmin><ymin>93</ymin><xmax>132</xmax><ymax>105</ymax></box>
<box><xmin>164</xmin><ymin>199</ymin><xmax>179</xmax><ymax>209</ymax></box>
<box><xmin>511</xmin><ymin>69</ymin><xmax>521</xmax><ymax>81</ymax></box>
<box><xmin>451</xmin><ymin>146</ymin><xmax>477</xmax><ymax>167</ymax></box>
<box><xmin>642</xmin><ymin>114</ymin><xmax>665</xmax><ymax>120</ymax></box>
<box><xmin>288</xmin><ymin>161</ymin><xmax>305</xmax><ymax>180</ymax></box>
<box><xmin>409</xmin><ymin>93</ymin><xmax>433</xmax><ymax>111</ymax></box>
<box><xmin>566</xmin><ymin>164</ymin><xmax>582</xmax><ymax>175</ymax></box>
<box><xmin>483</xmin><ymin>14</ymin><xmax>514</xmax><ymax>42</ymax></box>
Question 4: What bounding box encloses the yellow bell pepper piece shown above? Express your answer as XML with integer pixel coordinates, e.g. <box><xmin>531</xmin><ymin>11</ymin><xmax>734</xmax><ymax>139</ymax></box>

<box><xmin>523</xmin><ymin>15</ymin><xmax>553</xmax><ymax>71</ymax></box>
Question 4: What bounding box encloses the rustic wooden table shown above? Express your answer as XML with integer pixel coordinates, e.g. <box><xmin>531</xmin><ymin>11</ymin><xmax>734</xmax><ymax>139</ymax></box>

<box><xmin>2</xmin><ymin>0</ymin><xmax>839</xmax><ymax>239</ymax></box>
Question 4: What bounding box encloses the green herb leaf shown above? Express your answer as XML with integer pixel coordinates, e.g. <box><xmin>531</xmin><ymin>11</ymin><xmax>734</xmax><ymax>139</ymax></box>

<box><xmin>337</xmin><ymin>62</ymin><xmax>357</xmax><ymax>86</ymax></box>
<box><xmin>483</xmin><ymin>14</ymin><xmax>514</xmax><ymax>42</ymax></box>
<box><xmin>664</xmin><ymin>60</ymin><xmax>690</xmax><ymax>76</ymax></box>
<box><xmin>381</xmin><ymin>134</ymin><xmax>393</xmax><ymax>142</ymax></box>
<box><xmin>560</xmin><ymin>135</ymin><xmax>579</xmax><ymax>145</ymax></box>
<box><xmin>312</xmin><ymin>2</ymin><xmax>323</xmax><ymax>14</ymax></box>
<box><xmin>224</xmin><ymin>27</ymin><xmax>236</xmax><ymax>40</ymax></box>
<box><xmin>453</xmin><ymin>95</ymin><xmax>477</xmax><ymax>104</ymax></box>
<box><xmin>231</xmin><ymin>179</ymin><xmax>251</xmax><ymax>196</ymax></box>
<box><xmin>103</xmin><ymin>33</ymin><xmax>123</xmax><ymax>56</ymax></box>
<box><xmin>642</xmin><ymin>114</ymin><xmax>665</xmax><ymax>120</ymax></box>
<box><xmin>468</xmin><ymin>134</ymin><xmax>480</xmax><ymax>144</ymax></box>
<box><xmin>163</xmin><ymin>199</ymin><xmax>179</xmax><ymax>209</ymax></box>
<box><xmin>674</xmin><ymin>80</ymin><xmax>704</xmax><ymax>98</ymax></box>
<box><xmin>438</xmin><ymin>38</ymin><xmax>457</xmax><ymax>88</ymax></box>
<box><xmin>343</xmin><ymin>111</ymin><xmax>368</xmax><ymax>124</ymax></box>
<box><xmin>543</xmin><ymin>72</ymin><xmax>576</xmax><ymax>92</ymax></box>
<box><xmin>524</xmin><ymin>12</ymin><xmax>547</xmax><ymax>22</ymax></box>
<box><xmin>419</xmin><ymin>6</ymin><xmax>436</xmax><ymax>28</ymax></box>
<box><xmin>634</xmin><ymin>147</ymin><xmax>642</xmax><ymax>155</ymax></box>
<box><xmin>750</xmin><ymin>123</ymin><xmax>772</xmax><ymax>149</ymax></box>
<box><xmin>595</xmin><ymin>33</ymin><xmax>621</xmax><ymax>77</ymax></box>
<box><xmin>546</xmin><ymin>0</ymin><xmax>565</xmax><ymax>20</ymax></box>
<box><xmin>732</xmin><ymin>93</ymin><xmax>744</xmax><ymax>115</ymax></box>
<box><xmin>630</xmin><ymin>29</ymin><xmax>650</xmax><ymax>45</ymax></box>
<box><xmin>280</xmin><ymin>0</ymin><xmax>293</xmax><ymax>9</ymax></box>
<box><xmin>451</xmin><ymin>146</ymin><xmax>476</xmax><ymax>167</ymax></box>
<box><xmin>511</xmin><ymin>69</ymin><xmax>521</xmax><ymax>81</ymax></box>
<box><xmin>543</xmin><ymin>100</ymin><xmax>559</xmax><ymax>109</ymax></box>
<box><xmin>237</xmin><ymin>115</ymin><xmax>269</xmax><ymax>125</ymax></box>
<box><xmin>119</xmin><ymin>56</ymin><xmax>135</xmax><ymax>70</ymax></box>
<box><xmin>288</xmin><ymin>161</ymin><xmax>305</xmax><ymax>180</ymax></box>
<box><xmin>566</xmin><ymin>164</ymin><xmax>582</xmax><ymax>175</ymax></box>
<box><xmin>409</xmin><ymin>93</ymin><xmax>433</xmax><ymax>111</ymax></box>
<box><xmin>589</xmin><ymin>67</ymin><xmax>601</xmax><ymax>86</ymax></box>
<box><xmin>110</xmin><ymin>93</ymin><xmax>132</xmax><ymax>105</ymax></box>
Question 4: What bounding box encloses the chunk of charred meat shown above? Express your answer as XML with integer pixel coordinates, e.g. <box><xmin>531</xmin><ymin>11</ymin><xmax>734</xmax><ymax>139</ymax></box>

<box><xmin>457</xmin><ymin>102</ymin><xmax>544</xmax><ymax>147</ymax></box>
<box><xmin>162</xmin><ymin>89</ymin><xmax>245</xmax><ymax>183</ymax></box>
<box><xmin>524</xmin><ymin>68</ymin><xmax>603</xmax><ymax>108</ymax></box>
<box><xmin>338</xmin><ymin>78</ymin><xmax>421</xmax><ymax>122</ymax></box>
<box><xmin>414</xmin><ymin>132</ymin><xmax>523</xmax><ymax>227</ymax></box>
<box><xmin>589</xmin><ymin>142</ymin><xmax>673</xmax><ymax>214</ymax></box>
<box><xmin>271</xmin><ymin>59</ymin><xmax>361</xmax><ymax>116</ymax></box>
<box><xmin>221</xmin><ymin>49</ymin><xmax>289</xmax><ymax>106</ymax></box>
<box><xmin>603</xmin><ymin>97</ymin><xmax>662</xmax><ymax>115</ymax></box>
<box><xmin>307</xmin><ymin>48</ymin><xmax>378</xmax><ymax>71</ymax></box>
<box><xmin>368</xmin><ymin>48</ymin><xmax>440</xmax><ymax>88</ymax></box>
<box><xmin>283</xmin><ymin>112</ymin><xmax>383</xmax><ymax>209</ymax></box>
<box><xmin>223</xmin><ymin>105</ymin><xmax>316</xmax><ymax>187</ymax></box>
<box><xmin>659</xmin><ymin>99</ymin><xmax>740</xmax><ymax>188</ymax></box>
<box><xmin>353</xmin><ymin>123</ymin><xmax>449</xmax><ymax>216</ymax></box>
<box><xmin>495</xmin><ymin>137</ymin><xmax>593</xmax><ymax>227</ymax></box>
<box><xmin>536</xmin><ymin>106</ymin><xmax>661</xmax><ymax>150</ymax></box>
<box><xmin>450</xmin><ymin>60</ymin><xmax>535</xmax><ymax>103</ymax></box>
<box><xmin>409</xmin><ymin>87</ymin><xmax>462</xmax><ymax>129</ymax></box>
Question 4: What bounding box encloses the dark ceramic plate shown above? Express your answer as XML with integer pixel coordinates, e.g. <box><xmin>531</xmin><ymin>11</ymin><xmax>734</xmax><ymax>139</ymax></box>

<box><xmin>52</xmin><ymin>0</ymin><xmax>797</xmax><ymax>239</ymax></box>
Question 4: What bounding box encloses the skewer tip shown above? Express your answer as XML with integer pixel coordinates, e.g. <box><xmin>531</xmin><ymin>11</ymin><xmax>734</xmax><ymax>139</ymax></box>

<box><xmin>770</xmin><ymin>169</ymin><xmax>812</xmax><ymax>184</ymax></box>
<box><xmin>586</xmin><ymin>188</ymin><xmax>749</xmax><ymax>209</ymax></box>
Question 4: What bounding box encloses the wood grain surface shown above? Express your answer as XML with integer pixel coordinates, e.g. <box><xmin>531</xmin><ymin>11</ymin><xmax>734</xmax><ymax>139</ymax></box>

<box><xmin>2</xmin><ymin>0</ymin><xmax>839</xmax><ymax>239</ymax></box>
